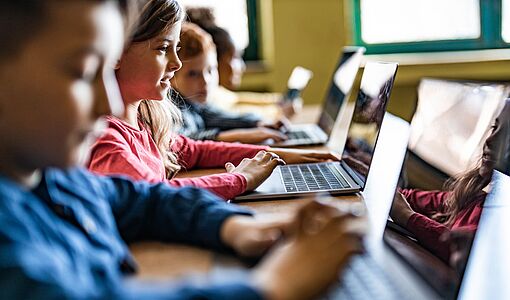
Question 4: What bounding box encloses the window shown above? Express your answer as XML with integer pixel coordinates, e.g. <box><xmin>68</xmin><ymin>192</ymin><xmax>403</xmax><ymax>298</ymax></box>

<box><xmin>179</xmin><ymin>0</ymin><xmax>259</xmax><ymax>60</ymax></box>
<box><xmin>352</xmin><ymin>0</ymin><xmax>509</xmax><ymax>54</ymax></box>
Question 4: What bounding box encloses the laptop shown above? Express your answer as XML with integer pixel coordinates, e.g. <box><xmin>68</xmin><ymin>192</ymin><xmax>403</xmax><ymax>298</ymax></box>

<box><xmin>329</xmin><ymin>170</ymin><xmax>507</xmax><ymax>300</ymax></box>
<box><xmin>283</xmin><ymin>66</ymin><xmax>313</xmax><ymax>102</ymax></box>
<box><xmin>266</xmin><ymin>46</ymin><xmax>365</xmax><ymax>147</ymax></box>
<box><xmin>234</xmin><ymin>61</ymin><xmax>398</xmax><ymax>201</ymax></box>
<box><xmin>457</xmin><ymin>170</ymin><xmax>510</xmax><ymax>300</ymax></box>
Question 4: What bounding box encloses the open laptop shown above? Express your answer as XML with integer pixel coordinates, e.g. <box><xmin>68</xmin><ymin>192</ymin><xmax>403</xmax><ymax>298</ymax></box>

<box><xmin>267</xmin><ymin>46</ymin><xmax>365</xmax><ymax>147</ymax></box>
<box><xmin>457</xmin><ymin>170</ymin><xmax>510</xmax><ymax>300</ymax></box>
<box><xmin>329</xmin><ymin>171</ymin><xmax>507</xmax><ymax>300</ymax></box>
<box><xmin>234</xmin><ymin>61</ymin><xmax>398</xmax><ymax>201</ymax></box>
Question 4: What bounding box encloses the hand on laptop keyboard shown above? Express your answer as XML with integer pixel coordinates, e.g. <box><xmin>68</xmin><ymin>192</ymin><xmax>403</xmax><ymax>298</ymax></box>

<box><xmin>217</xmin><ymin>128</ymin><xmax>288</xmax><ymax>144</ymax></box>
<box><xmin>269</xmin><ymin>148</ymin><xmax>342</xmax><ymax>164</ymax></box>
<box><xmin>252</xmin><ymin>199</ymin><xmax>367</xmax><ymax>300</ymax></box>
<box><xmin>225</xmin><ymin>150</ymin><xmax>285</xmax><ymax>191</ymax></box>
<box><xmin>259</xmin><ymin>117</ymin><xmax>291</xmax><ymax>132</ymax></box>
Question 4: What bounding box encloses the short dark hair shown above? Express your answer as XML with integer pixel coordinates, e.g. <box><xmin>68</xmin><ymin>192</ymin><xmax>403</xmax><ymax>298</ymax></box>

<box><xmin>0</xmin><ymin>0</ymin><xmax>135</xmax><ymax>62</ymax></box>
<box><xmin>186</xmin><ymin>7</ymin><xmax>235</xmax><ymax>59</ymax></box>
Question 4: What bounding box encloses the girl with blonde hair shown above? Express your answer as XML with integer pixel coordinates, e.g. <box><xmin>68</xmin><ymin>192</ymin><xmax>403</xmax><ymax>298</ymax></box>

<box><xmin>88</xmin><ymin>0</ymin><xmax>340</xmax><ymax>200</ymax></box>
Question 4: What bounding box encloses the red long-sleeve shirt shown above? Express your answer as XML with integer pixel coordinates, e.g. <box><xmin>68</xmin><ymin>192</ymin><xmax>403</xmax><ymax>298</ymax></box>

<box><xmin>87</xmin><ymin>116</ymin><xmax>268</xmax><ymax>200</ymax></box>
<box><xmin>400</xmin><ymin>188</ymin><xmax>485</xmax><ymax>262</ymax></box>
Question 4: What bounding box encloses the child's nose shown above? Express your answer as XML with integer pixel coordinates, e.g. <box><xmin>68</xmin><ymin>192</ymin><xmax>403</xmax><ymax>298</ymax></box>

<box><xmin>167</xmin><ymin>54</ymin><xmax>182</xmax><ymax>72</ymax></box>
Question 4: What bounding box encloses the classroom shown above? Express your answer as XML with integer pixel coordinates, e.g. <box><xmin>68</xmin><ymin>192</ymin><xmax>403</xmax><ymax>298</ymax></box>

<box><xmin>0</xmin><ymin>0</ymin><xmax>508</xmax><ymax>299</ymax></box>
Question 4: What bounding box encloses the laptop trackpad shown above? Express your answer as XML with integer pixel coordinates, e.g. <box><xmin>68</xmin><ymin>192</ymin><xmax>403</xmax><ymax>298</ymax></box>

<box><xmin>255</xmin><ymin>166</ymin><xmax>286</xmax><ymax>194</ymax></box>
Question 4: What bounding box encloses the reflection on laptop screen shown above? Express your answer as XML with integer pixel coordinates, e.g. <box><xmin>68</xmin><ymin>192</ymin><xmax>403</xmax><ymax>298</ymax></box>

<box><xmin>342</xmin><ymin>62</ymin><xmax>398</xmax><ymax>187</ymax></box>
<box><xmin>318</xmin><ymin>47</ymin><xmax>365</xmax><ymax>135</ymax></box>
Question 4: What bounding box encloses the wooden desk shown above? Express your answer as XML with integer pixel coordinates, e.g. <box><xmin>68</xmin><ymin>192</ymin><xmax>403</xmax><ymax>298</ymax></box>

<box><xmin>130</xmin><ymin>106</ymin><xmax>448</xmax><ymax>282</ymax></box>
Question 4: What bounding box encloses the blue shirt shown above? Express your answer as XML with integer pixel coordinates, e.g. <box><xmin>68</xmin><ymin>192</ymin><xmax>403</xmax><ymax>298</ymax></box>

<box><xmin>0</xmin><ymin>168</ymin><xmax>262</xmax><ymax>299</ymax></box>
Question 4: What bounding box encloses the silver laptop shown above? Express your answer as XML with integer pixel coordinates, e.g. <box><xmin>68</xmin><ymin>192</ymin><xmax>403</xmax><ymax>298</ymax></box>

<box><xmin>234</xmin><ymin>61</ymin><xmax>398</xmax><ymax>201</ymax></box>
<box><xmin>267</xmin><ymin>46</ymin><xmax>365</xmax><ymax>147</ymax></box>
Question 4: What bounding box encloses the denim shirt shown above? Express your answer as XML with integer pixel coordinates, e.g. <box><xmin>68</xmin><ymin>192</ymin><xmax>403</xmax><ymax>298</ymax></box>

<box><xmin>0</xmin><ymin>168</ymin><xmax>262</xmax><ymax>299</ymax></box>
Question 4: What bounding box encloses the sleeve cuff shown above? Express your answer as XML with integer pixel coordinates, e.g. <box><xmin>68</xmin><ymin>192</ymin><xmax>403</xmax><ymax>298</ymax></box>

<box><xmin>198</xmin><ymin>199</ymin><xmax>254</xmax><ymax>252</ymax></box>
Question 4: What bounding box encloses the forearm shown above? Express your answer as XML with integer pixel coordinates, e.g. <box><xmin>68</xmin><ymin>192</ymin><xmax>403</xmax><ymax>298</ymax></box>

<box><xmin>176</xmin><ymin>135</ymin><xmax>267</xmax><ymax>168</ymax></box>
<box><xmin>108</xmin><ymin>178</ymin><xmax>253</xmax><ymax>249</ymax></box>
<box><xmin>168</xmin><ymin>173</ymin><xmax>248</xmax><ymax>200</ymax></box>
<box><xmin>180</xmin><ymin>127</ymin><xmax>220</xmax><ymax>141</ymax></box>
<box><xmin>191</xmin><ymin>140</ymin><xmax>267</xmax><ymax>168</ymax></box>
<box><xmin>406</xmin><ymin>213</ymin><xmax>451</xmax><ymax>262</ymax></box>
<box><xmin>399</xmin><ymin>189</ymin><xmax>449</xmax><ymax>216</ymax></box>
<box><xmin>202</xmin><ymin>109</ymin><xmax>261</xmax><ymax>130</ymax></box>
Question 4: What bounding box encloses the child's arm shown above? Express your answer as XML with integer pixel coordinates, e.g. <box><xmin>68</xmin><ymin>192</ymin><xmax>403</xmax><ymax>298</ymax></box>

<box><xmin>0</xmin><ymin>197</ymin><xmax>262</xmax><ymax>300</ymax></box>
<box><xmin>173</xmin><ymin>135</ymin><xmax>267</xmax><ymax>169</ymax></box>
<box><xmin>399</xmin><ymin>189</ymin><xmax>450</xmax><ymax>217</ymax></box>
<box><xmin>200</xmin><ymin>104</ymin><xmax>261</xmax><ymax>130</ymax></box>
<box><xmin>180</xmin><ymin>125</ymin><xmax>221</xmax><ymax>141</ymax></box>
<box><xmin>103</xmin><ymin>176</ymin><xmax>253</xmax><ymax>248</ymax></box>
<box><xmin>168</xmin><ymin>173</ymin><xmax>248</xmax><ymax>200</ymax></box>
<box><xmin>405</xmin><ymin>213</ymin><xmax>451</xmax><ymax>262</ymax></box>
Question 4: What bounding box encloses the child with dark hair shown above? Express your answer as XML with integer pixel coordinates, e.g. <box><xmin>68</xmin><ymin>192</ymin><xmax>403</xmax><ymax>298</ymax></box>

<box><xmin>0</xmin><ymin>0</ymin><xmax>366</xmax><ymax>298</ymax></box>
<box><xmin>172</xmin><ymin>22</ymin><xmax>288</xmax><ymax>143</ymax></box>
<box><xmin>186</xmin><ymin>6</ymin><xmax>302</xmax><ymax>121</ymax></box>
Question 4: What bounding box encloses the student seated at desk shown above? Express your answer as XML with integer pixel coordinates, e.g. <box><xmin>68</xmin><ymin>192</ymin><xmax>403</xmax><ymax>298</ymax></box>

<box><xmin>0</xmin><ymin>0</ymin><xmax>366</xmax><ymax>299</ymax></box>
<box><xmin>186</xmin><ymin>7</ymin><xmax>301</xmax><ymax>121</ymax></box>
<box><xmin>88</xmin><ymin>3</ymin><xmax>340</xmax><ymax>200</ymax></box>
<box><xmin>390</xmin><ymin>101</ymin><xmax>510</xmax><ymax>262</ymax></box>
<box><xmin>172</xmin><ymin>22</ymin><xmax>287</xmax><ymax>143</ymax></box>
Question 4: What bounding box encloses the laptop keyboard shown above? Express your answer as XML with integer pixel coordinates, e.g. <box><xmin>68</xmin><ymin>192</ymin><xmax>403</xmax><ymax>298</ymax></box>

<box><xmin>280</xmin><ymin>163</ymin><xmax>350</xmax><ymax>192</ymax></box>
<box><xmin>326</xmin><ymin>253</ymin><xmax>410</xmax><ymax>300</ymax></box>
<box><xmin>286</xmin><ymin>130</ymin><xmax>312</xmax><ymax>140</ymax></box>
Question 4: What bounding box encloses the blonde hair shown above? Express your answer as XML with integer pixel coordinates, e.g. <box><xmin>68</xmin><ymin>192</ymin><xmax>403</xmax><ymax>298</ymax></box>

<box><xmin>130</xmin><ymin>0</ymin><xmax>184</xmax><ymax>178</ymax></box>
<box><xmin>433</xmin><ymin>163</ymin><xmax>487</xmax><ymax>226</ymax></box>
<box><xmin>138</xmin><ymin>99</ymin><xmax>182</xmax><ymax>178</ymax></box>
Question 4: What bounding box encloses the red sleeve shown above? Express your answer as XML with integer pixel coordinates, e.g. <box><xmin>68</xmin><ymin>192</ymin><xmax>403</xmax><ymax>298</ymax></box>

<box><xmin>399</xmin><ymin>189</ymin><xmax>450</xmax><ymax>217</ymax></box>
<box><xmin>172</xmin><ymin>135</ymin><xmax>268</xmax><ymax>169</ymax></box>
<box><xmin>169</xmin><ymin>173</ymin><xmax>248</xmax><ymax>200</ymax></box>
<box><xmin>87</xmin><ymin>130</ymin><xmax>164</xmax><ymax>183</ymax></box>
<box><xmin>406</xmin><ymin>213</ymin><xmax>451</xmax><ymax>262</ymax></box>
<box><xmin>89</xmin><ymin>131</ymin><xmax>249</xmax><ymax>200</ymax></box>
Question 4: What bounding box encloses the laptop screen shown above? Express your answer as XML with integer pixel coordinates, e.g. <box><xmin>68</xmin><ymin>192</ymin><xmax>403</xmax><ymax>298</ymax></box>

<box><xmin>341</xmin><ymin>61</ymin><xmax>398</xmax><ymax>189</ymax></box>
<box><xmin>386</xmin><ymin>101</ymin><xmax>510</xmax><ymax>299</ymax></box>
<box><xmin>317</xmin><ymin>47</ymin><xmax>365</xmax><ymax>136</ymax></box>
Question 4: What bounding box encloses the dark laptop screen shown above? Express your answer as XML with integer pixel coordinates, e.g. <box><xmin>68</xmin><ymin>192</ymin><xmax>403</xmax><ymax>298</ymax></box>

<box><xmin>317</xmin><ymin>47</ymin><xmax>365</xmax><ymax>136</ymax></box>
<box><xmin>341</xmin><ymin>62</ymin><xmax>398</xmax><ymax>188</ymax></box>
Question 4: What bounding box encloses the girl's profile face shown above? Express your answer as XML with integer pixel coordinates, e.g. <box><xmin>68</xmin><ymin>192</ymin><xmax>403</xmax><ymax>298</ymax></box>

<box><xmin>115</xmin><ymin>22</ymin><xmax>182</xmax><ymax>104</ymax></box>
<box><xmin>172</xmin><ymin>50</ymin><xmax>219</xmax><ymax>104</ymax></box>
<box><xmin>0</xmin><ymin>1</ymin><xmax>125</xmax><ymax>170</ymax></box>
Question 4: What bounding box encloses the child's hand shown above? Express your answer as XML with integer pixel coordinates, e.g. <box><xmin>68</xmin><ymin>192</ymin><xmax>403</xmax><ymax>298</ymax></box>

<box><xmin>269</xmin><ymin>147</ymin><xmax>342</xmax><ymax>164</ymax></box>
<box><xmin>258</xmin><ymin>117</ymin><xmax>291</xmax><ymax>132</ymax></box>
<box><xmin>220</xmin><ymin>216</ymin><xmax>293</xmax><ymax>258</ymax></box>
<box><xmin>389</xmin><ymin>192</ymin><xmax>415</xmax><ymax>226</ymax></box>
<box><xmin>225</xmin><ymin>150</ymin><xmax>285</xmax><ymax>191</ymax></box>
<box><xmin>252</xmin><ymin>199</ymin><xmax>367</xmax><ymax>300</ymax></box>
<box><xmin>217</xmin><ymin>128</ymin><xmax>288</xmax><ymax>144</ymax></box>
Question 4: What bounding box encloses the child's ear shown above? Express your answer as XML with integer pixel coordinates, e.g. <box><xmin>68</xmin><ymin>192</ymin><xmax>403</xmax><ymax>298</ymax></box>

<box><xmin>114</xmin><ymin>60</ymin><xmax>121</xmax><ymax>70</ymax></box>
